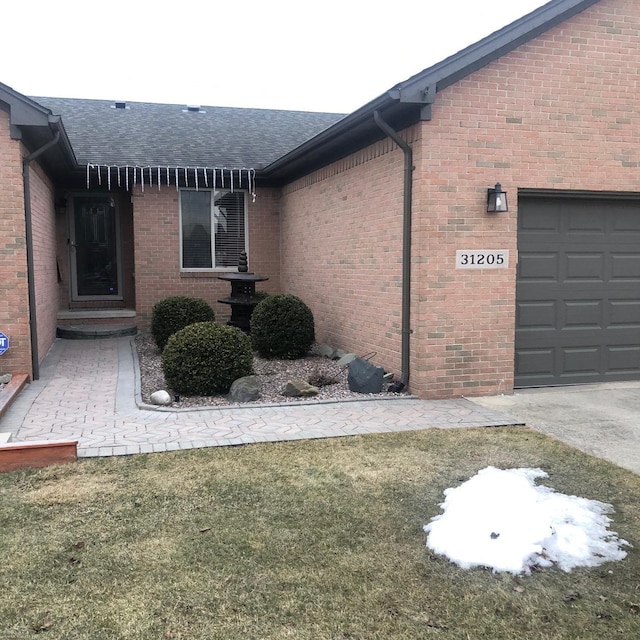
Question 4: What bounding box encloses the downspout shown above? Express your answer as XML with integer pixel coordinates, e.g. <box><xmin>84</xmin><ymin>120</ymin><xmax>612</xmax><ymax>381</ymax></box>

<box><xmin>22</xmin><ymin>129</ymin><xmax>60</xmax><ymax>380</ymax></box>
<box><xmin>373</xmin><ymin>110</ymin><xmax>412</xmax><ymax>391</ymax></box>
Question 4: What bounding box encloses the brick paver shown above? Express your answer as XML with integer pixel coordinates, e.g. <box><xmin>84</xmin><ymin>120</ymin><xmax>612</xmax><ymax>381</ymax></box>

<box><xmin>2</xmin><ymin>338</ymin><xmax>517</xmax><ymax>457</ymax></box>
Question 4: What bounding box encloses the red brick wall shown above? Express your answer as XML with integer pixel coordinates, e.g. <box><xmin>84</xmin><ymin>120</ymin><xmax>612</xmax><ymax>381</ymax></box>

<box><xmin>28</xmin><ymin>161</ymin><xmax>58</xmax><ymax>367</ymax></box>
<box><xmin>0</xmin><ymin>109</ymin><xmax>31</xmax><ymax>376</ymax></box>
<box><xmin>410</xmin><ymin>0</ymin><xmax>640</xmax><ymax>398</ymax></box>
<box><xmin>280</xmin><ymin>133</ymin><xmax>418</xmax><ymax>379</ymax></box>
<box><xmin>133</xmin><ymin>185</ymin><xmax>281</xmax><ymax>328</ymax></box>
<box><xmin>280</xmin><ymin>0</ymin><xmax>640</xmax><ymax>398</ymax></box>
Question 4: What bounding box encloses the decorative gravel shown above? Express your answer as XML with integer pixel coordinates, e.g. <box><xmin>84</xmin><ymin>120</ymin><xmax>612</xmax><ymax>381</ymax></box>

<box><xmin>135</xmin><ymin>333</ymin><xmax>404</xmax><ymax>409</ymax></box>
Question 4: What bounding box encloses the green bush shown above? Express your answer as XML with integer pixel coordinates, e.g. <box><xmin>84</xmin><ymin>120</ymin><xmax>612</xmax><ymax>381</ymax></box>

<box><xmin>161</xmin><ymin>322</ymin><xmax>253</xmax><ymax>395</ymax></box>
<box><xmin>151</xmin><ymin>296</ymin><xmax>215</xmax><ymax>350</ymax></box>
<box><xmin>250</xmin><ymin>294</ymin><xmax>315</xmax><ymax>359</ymax></box>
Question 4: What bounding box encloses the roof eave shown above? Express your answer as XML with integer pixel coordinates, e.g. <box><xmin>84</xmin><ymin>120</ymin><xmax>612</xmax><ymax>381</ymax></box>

<box><xmin>0</xmin><ymin>82</ymin><xmax>78</xmax><ymax>173</ymax></box>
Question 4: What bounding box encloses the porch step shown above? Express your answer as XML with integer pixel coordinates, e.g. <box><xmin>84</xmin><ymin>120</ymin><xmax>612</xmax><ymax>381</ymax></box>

<box><xmin>57</xmin><ymin>324</ymin><xmax>137</xmax><ymax>340</ymax></box>
<box><xmin>57</xmin><ymin>309</ymin><xmax>136</xmax><ymax>320</ymax></box>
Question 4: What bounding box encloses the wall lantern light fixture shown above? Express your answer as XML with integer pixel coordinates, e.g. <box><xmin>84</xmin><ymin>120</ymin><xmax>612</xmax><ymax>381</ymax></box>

<box><xmin>487</xmin><ymin>183</ymin><xmax>508</xmax><ymax>213</ymax></box>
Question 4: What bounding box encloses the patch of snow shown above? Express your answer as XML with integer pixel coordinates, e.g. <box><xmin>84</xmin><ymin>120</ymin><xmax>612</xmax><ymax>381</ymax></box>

<box><xmin>424</xmin><ymin>466</ymin><xmax>630</xmax><ymax>574</ymax></box>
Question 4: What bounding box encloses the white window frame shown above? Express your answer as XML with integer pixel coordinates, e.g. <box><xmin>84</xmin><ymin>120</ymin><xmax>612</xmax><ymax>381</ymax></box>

<box><xmin>179</xmin><ymin>188</ymin><xmax>248</xmax><ymax>272</ymax></box>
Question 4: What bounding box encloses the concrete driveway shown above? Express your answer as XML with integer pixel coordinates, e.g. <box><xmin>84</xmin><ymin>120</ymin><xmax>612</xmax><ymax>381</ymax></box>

<box><xmin>470</xmin><ymin>381</ymin><xmax>640</xmax><ymax>475</ymax></box>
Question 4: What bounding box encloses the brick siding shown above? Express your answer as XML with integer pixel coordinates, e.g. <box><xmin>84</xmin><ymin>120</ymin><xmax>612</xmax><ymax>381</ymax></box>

<box><xmin>281</xmin><ymin>0</ymin><xmax>640</xmax><ymax>398</ymax></box>
<box><xmin>132</xmin><ymin>185</ymin><xmax>281</xmax><ymax>328</ymax></box>
<box><xmin>280</xmin><ymin>134</ymin><xmax>415</xmax><ymax>381</ymax></box>
<box><xmin>0</xmin><ymin>109</ymin><xmax>31</xmax><ymax>376</ymax></box>
<box><xmin>28</xmin><ymin>161</ymin><xmax>58</xmax><ymax>369</ymax></box>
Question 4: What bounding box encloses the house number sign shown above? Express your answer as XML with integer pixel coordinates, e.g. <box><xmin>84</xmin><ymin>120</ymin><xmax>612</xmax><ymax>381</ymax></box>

<box><xmin>456</xmin><ymin>250</ymin><xmax>509</xmax><ymax>269</ymax></box>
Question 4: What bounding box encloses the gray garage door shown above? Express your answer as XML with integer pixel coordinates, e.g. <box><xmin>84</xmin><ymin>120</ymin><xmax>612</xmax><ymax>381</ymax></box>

<box><xmin>515</xmin><ymin>195</ymin><xmax>640</xmax><ymax>387</ymax></box>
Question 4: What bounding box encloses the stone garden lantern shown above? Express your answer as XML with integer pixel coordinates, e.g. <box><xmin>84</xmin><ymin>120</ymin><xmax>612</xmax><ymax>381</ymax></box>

<box><xmin>217</xmin><ymin>252</ymin><xmax>268</xmax><ymax>333</ymax></box>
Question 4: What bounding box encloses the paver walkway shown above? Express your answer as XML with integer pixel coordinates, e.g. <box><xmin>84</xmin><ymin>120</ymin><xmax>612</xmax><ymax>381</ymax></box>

<box><xmin>1</xmin><ymin>337</ymin><xmax>517</xmax><ymax>458</ymax></box>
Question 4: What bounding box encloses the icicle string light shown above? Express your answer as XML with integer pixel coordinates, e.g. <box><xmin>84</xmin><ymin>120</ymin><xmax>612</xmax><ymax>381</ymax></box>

<box><xmin>84</xmin><ymin>164</ymin><xmax>258</xmax><ymax>200</ymax></box>
<box><xmin>249</xmin><ymin>168</ymin><xmax>256</xmax><ymax>203</ymax></box>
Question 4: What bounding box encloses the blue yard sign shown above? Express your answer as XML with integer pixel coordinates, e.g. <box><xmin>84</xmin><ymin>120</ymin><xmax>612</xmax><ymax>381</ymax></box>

<box><xmin>0</xmin><ymin>332</ymin><xmax>9</xmax><ymax>356</ymax></box>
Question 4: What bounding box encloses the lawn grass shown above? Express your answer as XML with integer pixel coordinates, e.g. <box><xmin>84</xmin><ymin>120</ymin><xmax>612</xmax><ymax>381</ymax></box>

<box><xmin>1</xmin><ymin>426</ymin><xmax>638</xmax><ymax>639</ymax></box>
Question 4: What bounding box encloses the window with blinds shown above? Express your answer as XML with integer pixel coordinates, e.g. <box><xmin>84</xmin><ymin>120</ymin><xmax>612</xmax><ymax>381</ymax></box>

<box><xmin>180</xmin><ymin>190</ymin><xmax>246</xmax><ymax>270</ymax></box>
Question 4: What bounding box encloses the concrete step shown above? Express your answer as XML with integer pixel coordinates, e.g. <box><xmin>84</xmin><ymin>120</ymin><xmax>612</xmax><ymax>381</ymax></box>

<box><xmin>56</xmin><ymin>324</ymin><xmax>137</xmax><ymax>339</ymax></box>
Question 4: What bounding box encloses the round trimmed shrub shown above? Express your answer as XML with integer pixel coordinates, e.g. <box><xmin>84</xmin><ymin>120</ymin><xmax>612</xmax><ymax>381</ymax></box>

<box><xmin>250</xmin><ymin>294</ymin><xmax>315</xmax><ymax>359</ymax></box>
<box><xmin>151</xmin><ymin>296</ymin><xmax>215</xmax><ymax>350</ymax></box>
<box><xmin>161</xmin><ymin>322</ymin><xmax>253</xmax><ymax>395</ymax></box>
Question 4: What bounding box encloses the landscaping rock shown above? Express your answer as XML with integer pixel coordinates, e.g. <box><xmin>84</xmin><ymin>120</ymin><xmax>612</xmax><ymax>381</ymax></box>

<box><xmin>336</xmin><ymin>353</ymin><xmax>357</xmax><ymax>368</ymax></box>
<box><xmin>347</xmin><ymin>357</ymin><xmax>384</xmax><ymax>394</ymax></box>
<box><xmin>228</xmin><ymin>375</ymin><xmax>261</xmax><ymax>403</ymax></box>
<box><xmin>0</xmin><ymin>374</ymin><xmax>12</xmax><ymax>385</ymax></box>
<box><xmin>333</xmin><ymin>349</ymin><xmax>348</xmax><ymax>360</ymax></box>
<box><xmin>311</xmin><ymin>343</ymin><xmax>335</xmax><ymax>358</ymax></box>
<box><xmin>150</xmin><ymin>390</ymin><xmax>172</xmax><ymax>406</ymax></box>
<box><xmin>282</xmin><ymin>379</ymin><xmax>319</xmax><ymax>397</ymax></box>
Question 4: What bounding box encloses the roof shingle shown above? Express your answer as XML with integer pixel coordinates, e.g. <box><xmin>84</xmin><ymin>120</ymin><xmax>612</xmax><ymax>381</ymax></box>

<box><xmin>31</xmin><ymin>96</ymin><xmax>345</xmax><ymax>168</ymax></box>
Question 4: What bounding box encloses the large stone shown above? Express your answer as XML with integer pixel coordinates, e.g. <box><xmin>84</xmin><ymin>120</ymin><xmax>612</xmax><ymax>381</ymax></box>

<box><xmin>311</xmin><ymin>343</ymin><xmax>335</xmax><ymax>359</ymax></box>
<box><xmin>347</xmin><ymin>357</ymin><xmax>384</xmax><ymax>394</ymax></box>
<box><xmin>0</xmin><ymin>373</ymin><xmax>12</xmax><ymax>385</ymax></box>
<box><xmin>282</xmin><ymin>379</ymin><xmax>319</xmax><ymax>398</ymax></box>
<box><xmin>336</xmin><ymin>352</ymin><xmax>357</xmax><ymax>368</ymax></box>
<box><xmin>150</xmin><ymin>390</ymin><xmax>172</xmax><ymax>406</ymax></box>
<box><xmin>228</xmin><ymin>375</ymin><xmax>261</xmax><ymax>403</ymax></box>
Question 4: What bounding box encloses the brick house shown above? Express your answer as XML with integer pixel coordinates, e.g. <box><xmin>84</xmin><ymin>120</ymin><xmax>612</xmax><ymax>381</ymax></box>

<box><xmin>2</xmin><ymin>0</ymin><xmax>639</xmax><ymax>398</ymax></box>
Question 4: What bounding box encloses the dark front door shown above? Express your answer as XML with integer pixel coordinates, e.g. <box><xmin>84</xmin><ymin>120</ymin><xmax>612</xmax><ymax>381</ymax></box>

<box><xmin>71</xmin><ymin>196</ymin><xmax>122</xmax><ymax>299</ymax></box>
<box><xmin>515</xmin><ymin>195</ymin><xmax>640</xmax><ymax>387</ymax></box>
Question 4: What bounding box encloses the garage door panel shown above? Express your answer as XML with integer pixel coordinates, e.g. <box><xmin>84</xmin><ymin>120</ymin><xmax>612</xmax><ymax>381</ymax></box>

<box><xmin>518</xmin><ymin>253</ymin><xmax>558</xmax><ymax>280</ymax></box>
<box><xmin>611</xmin><ymin>207</ymin><xmax>640</xmax><ymax>233</ymax></box>
<box><xmin>517</xmin><ymin>301</ymin><xmax>556</xmax><ymax>329</ymax></box>
<box><xmin>609</xmin><ymin>300</ymin><xmax>640</xmax><ymax>328</ymax></box>
<box><xmin>516</xmin><ymin>196</ymin><xmax>640</xmax><ymax>387</ymax></box>
<box><xmin>519</xmin><ymin>208</ymin><xmax>561</xmax><ymax>232</ymax></box>
<box><xmin>563</xmin><ymin>300</ymin><xmax>602</xmax><ymax>329</ymax></box>
<box><xmin>567</xmin><ymin>210</ymin><xmax>605</xmax><ymax>234</ymax></box>
<box><xmin>611</xmin><ymin>254</ymin><xmax>640</xmax><ymax>280</ymax></box>
<box><xmin>565</xmin><ymin>253</ymin><xmax>605</xmax><ymax>281</ymax></box>
<box><xmin>561</xmin><ymin>346</ymin><xmax>600</xmax><ymax>374</ymax></box>
<box><xmin>606</xmin><ymin>345</ymin><xmax>640</xmax><ymax>373</ymax></box>
<box><xmin>516</xmin><ymin>349</ymin><xmax>555</xmax><ymax>379</ymax></box>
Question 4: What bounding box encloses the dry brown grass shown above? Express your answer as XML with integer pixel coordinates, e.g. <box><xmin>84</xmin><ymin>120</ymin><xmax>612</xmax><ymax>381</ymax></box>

<box><xmin>1</xmin><ymin>427</ymin><xmax>638</xmax><ymax>639</ymax></box>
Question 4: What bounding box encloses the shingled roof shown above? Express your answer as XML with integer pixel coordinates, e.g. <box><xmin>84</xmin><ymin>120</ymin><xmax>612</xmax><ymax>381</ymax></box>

<box><xmin>31</xmin><ymin>96</ymin><xmax>345</xmax><ymax>169</ymax></box>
